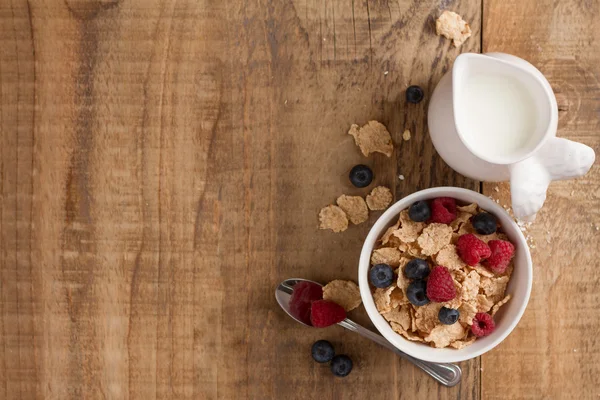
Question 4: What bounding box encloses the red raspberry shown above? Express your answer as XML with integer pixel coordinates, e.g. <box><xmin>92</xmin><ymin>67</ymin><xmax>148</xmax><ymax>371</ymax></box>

<box><xmin>484</xmin><ymin>240</ymin><xmax>515</xmax><ymax>274</ymax></box>
<box><xmin>310</xmin><ymin>300</ymin><xmax>346</xmax><ymax>328</ymax></box>
<box><xmin>430</xmin><ymin>197</ymin><xmax>457</xmax><ymax>224</ymax></box>
<box><xmin>426</xmin><ymin>266</ymin><xmax>456</xmax><ymax>302</ymax></box>
<box><xmin>471</xmin><ymin>312</ymin><xmax>496</xmax><ymax>337</ymax></box>
<box><xmin>289</xmin><ymin>281</ymin><xmax>323</xmax><ymax>325</ymax></box>
<box><xmin>457</xmin><ymin>234</ymin><xmax>492</xmax><ymax>266</ymax></box>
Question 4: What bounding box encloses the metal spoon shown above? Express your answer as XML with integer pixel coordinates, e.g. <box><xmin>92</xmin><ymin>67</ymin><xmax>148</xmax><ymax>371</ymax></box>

<box><xmin>275</xmin><ymin>278</ymin><xmax>462</xmax><ymax>387</ymax></box>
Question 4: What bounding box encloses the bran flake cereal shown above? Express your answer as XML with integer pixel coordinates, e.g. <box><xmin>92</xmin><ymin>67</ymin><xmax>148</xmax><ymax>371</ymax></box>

<box><xmin>319</xmin><ymin>205</ymin><xmax>348</xmax><ymax>232</ymax></box>
<box><xmin>371</xmin><ymin>247</ymin><xmax>403</xmax><ymax>266</ymax></box>
<box><xmin>417</xmin><ymin>223</ymin><xmax>453</xmax><ymax>256</ymax></box>
<box><xmin>323</xmin><ymin>280</ymin><xmax>362</xmax><ymax>311</ymax></box>
<box><xmin>436</xmin><ymin>11</ymin><xmax>472</xmax><ymax>47</ymax></box>
<box><xmin>366</xmin><ymin>186</ymin><xmax>393</xmax><ymax>210</ymax></box>
<box><xmin>336</xmin><ymin>195</ymin><xmax>369</xmax><ymax>225</ymax></box>
<box><xmin>348</xmin><ymin>121</ymin><xmax>394</xmax><ymax>157</ymax></box>
<box><xmin>365</xmin><ymin>199</ymin><xmax>515</xmax><ymax>349</ymax></box>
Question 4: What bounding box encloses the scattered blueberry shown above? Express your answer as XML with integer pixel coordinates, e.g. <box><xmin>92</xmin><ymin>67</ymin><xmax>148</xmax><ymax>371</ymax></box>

<box><xmin>349</xmin><ymin>165</ymin><xmax>374</xmax><ymax>188</ymax></box>
<box><xmin>472</xmin><ymin>212</ymin><xmax>498</xmax><ymax>235</ymax></box>
<box><xmin>406</xmin><ymin>85</ymin><xmax>424</xmax><ymax>104</ymax></box>
<box><xmin>369</xmin><ymin>264</ymin><xmax>394</xmax><ymax>288</ymax></box>
<box><xmin>404</xmin><ymin>258</ymin><xmax>430</xmax><ymax>280</ymax></box>
<box><xmin>408</xmin><ymin>200</ymin><xmax>431</xmax><ymax>222</ymax></box>
<box><xmin>311</xmin><ymin>340</ymin><xmax>335</xmax><ymax>363</ymax></box>
<box><xmin>438</xmin><ymin>307</ymin><xmax>460</xmax><ymax>325</ymax></box>
<box><xmin>406</xmin><ymin>280</ymin><xmax>430</xmax><ymax>306</ymax></box>
<box><xmin>330</xmin><ymin>355</ymin><xmax>353</xmax><ymax>377</ymax></box>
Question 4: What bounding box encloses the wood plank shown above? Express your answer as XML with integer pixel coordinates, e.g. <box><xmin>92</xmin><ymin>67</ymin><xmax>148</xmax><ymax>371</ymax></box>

<box><xmin>482</xmin><ymin>0</ymin><xmax>600</xmax><ymax>398</ymax></box>
<box><xmin>0</xmin><ymin>0</ymin><xmax>486</xmax><ymax>398</ymax></box>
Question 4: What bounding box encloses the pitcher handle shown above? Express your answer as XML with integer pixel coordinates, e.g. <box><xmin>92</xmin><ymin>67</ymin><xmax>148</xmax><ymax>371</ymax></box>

<box><xmin>510</xmin><ymin>137</ymin><xmax>595</xmax><ymax>220</ymax></box>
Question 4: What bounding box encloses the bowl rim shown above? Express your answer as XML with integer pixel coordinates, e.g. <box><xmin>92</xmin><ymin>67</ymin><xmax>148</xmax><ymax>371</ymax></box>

<box><xmin>358</xmin><ymin>187</ymin><xmax>532</xmax><ymax>363</ymax></box>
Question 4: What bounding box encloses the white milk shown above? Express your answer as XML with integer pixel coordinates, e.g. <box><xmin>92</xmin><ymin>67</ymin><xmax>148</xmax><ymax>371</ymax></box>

<box><xmin>459</xmin><ymin>73</ymin><xmax>539</xmax><ymax>159</ymax></box>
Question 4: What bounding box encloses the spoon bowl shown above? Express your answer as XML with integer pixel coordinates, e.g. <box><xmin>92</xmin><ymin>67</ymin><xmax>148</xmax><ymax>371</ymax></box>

<box><xmin>275</xmin><ymin>278</ymin><xmax>462</xmax><ymax>387</ymax></box>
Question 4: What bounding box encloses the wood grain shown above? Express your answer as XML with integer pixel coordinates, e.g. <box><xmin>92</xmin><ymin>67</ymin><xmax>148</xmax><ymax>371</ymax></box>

<box><xmin>482</xmin><ymin>1</ymin><xmax>600</xmax><ymax>399</ymax></box>
<box><xmin>0</xmin><ymin>0</ymin><xmax>597</xmax><ymax>399</ymax></box>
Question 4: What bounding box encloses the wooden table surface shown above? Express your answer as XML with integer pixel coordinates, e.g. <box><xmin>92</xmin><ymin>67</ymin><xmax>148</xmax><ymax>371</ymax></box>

<box><xmin>1</xmin><ymin>0</ymin><xmax>599</xmax><ymax>399</ymax></box>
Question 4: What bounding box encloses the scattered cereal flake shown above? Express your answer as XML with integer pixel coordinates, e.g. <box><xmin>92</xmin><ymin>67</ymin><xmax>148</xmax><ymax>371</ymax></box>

<box><xmin>382</xmin><ymin>305</ymin><xmax>411</xmax><ymax>331</ymax></box>
<box><xmin>435</xmin><ymin>11</ymin><xmax>472</xmax><ymax>47</ymax></box>
<box><xmin>435</xmin><ymin>244</ymin><xmax>467</xmax><ymax>271</ymax></box>
<box><xmin>480</xmin><ymin>275</ymin><xmax>509</xmax><ymax>304</ymax></box>
<box><xmin>402</xmin><ymin>129</ymin><xmax>411</xmax><ymax>141</ymax></box>
<box><xmin>491</xmin><ymin>294</ymin><xmax>512</xmax><ymax>316</ymax></box>
<box><xmin>460</xmin><ymin>270</ymin><xmax>480</xmax><ymax>302</ymax></box>
<box><xmin>371</xmin><ymin>247</ymin><xmax>403</xmax><ymax>266</ymax></box>
<box><xmin>348</xmin><ymin>121</ymin><xmax>393</xmax><ymax>157</ymax></box>
<box><xmin>415</xmin><ymin>303</ymin><xmax>443</xmax><ymax>334</ymax></box>
<box><xmin>399</xmin><ymin>174</ymin><xmax>405</xmax><ymax>180</ymax></box>
<box><xmin>336</xmin><ymin>195</ymin><xmax>369</xmax><ymax>225</ymax></box>
<box><xmin>392</xmin><ymin>210</ymin><xmax>425</xmax><ymax>243</ymax></box>
<box><xmin>457</xmin><ymin>203</ymin><xmax>478</xmax><ymax>214</ymax></box>
<box><xmin>366</xmin><ymin>186</ymin><xmax>393</xmax><ymax>210</ymax></box>
<box><xmin>417</xmin><ymin>223</ymin><xmax>453</xmax><ymax>256</ymax></box>
<box><xmin>570</xmin><ymin>190</ymin><xmax>575</xmax><ymax>196</ymax></box>
<box><xmin>494</xmin><ymin>186</ymin><xmax>500</xmax><ymax>192</ymax></box>
<box><xmin>449</xmin><ymin>336</ymin><xmax>477</xmax><ymax>349</ymax></box>
<box><xmin>323</xmin><ymin>280</ymin><xmax>362</xmax><ymax>311</ymax></box>
<box><xmin>476</xmin><ymin>294</ymin><xmax>494</xmax><ymax>313</ymax></box>
<box><xmin>319</xmin><ymin>205</ymin><xmax>348</xmax><ymax>232</ymax></box>
<box><xmin>384</xmin><ymin>70</ymin><xmax>389</xmax><ymax>75</ymax></box>
<box><xmin>373</xmin><ymin>285</ymin><xmax>397</xmax><ymax>313</ymax></box>
<box><xmin>458</xmin><ymin>302</ymin><xmax>477</xmax><ymax>325</ymax></box>
<box><xmin>425</xmin><ymin>322</ymin><xmax>466</xmax><ymax>348</ymax></box>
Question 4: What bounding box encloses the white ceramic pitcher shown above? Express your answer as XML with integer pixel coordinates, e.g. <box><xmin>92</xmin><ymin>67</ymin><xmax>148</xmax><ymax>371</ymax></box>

<box><xmin>428</xmin><ymin>52</ymin><xmax>595</xmax><ymax>220</ymax></box>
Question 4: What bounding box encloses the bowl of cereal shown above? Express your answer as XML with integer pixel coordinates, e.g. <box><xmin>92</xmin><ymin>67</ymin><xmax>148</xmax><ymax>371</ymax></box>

<box><xmin>358</xmin><ymin>187</ymin><xmax>532</xmax><ymax>363</ymax></box>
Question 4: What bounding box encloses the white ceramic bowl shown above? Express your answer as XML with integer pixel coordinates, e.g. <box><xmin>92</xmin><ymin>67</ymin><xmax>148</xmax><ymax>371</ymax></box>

<box><xmin>358</xmin><ymin>187</ymin><xmax>532</xmax><ymax>363</ymax></box>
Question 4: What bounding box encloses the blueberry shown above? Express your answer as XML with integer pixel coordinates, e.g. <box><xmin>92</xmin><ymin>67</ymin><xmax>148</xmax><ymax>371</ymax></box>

<box><xmin>406</xmin><ymin>280</ymin><xmax>430</xmax><ymax>306</ymax></box>
<box><xmin>330</xmin><ymin>355</ymin><xmax>353</xmax><ymax>377</ymax></box>
<box><xmin>409</xmin><ymin>200</ymin><xmax>431</xmax><ymax>222</ymax></box>
<box><xmin>311</xmin><ymin>340</ymin><xmax>335</xmax><ymax>363</ymax></box>
<box><xmin>438</xmin><ymin>307</ymin><xmax>460</xmax><ymax>325</ymax></box>
<box><xmin>369</xmin><ymin>264</ymin><xmax>394</xmax><ymax>288</ymax></box>
<box><xmin>472</xmin><ymin>212</ymin><xmax>498</xmax><ymax>235</ymax></box>
<box><xmin>349</xmin><ymin>165</ymin><xmax>374</xmax><ymax>188</ymax></box>
<box><xmin>404</xmin><ymin>258</ymin><xmax>430</xmax><ymax>280</ymax></box>
<box><xmin>406</xmin><ymin>85</ymin><xmax>424</xmax><ymax>104</ymax></box>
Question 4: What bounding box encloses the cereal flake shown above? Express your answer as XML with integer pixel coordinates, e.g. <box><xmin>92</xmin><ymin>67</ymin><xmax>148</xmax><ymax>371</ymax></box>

<box><xmin>458</xmin><ymin>302</ymin><xmax>478</xmax><ymax>325</ymax></box>
<box><xmin>415</xmin><ymin>303</ymin><xmax>443</xmax><ymax>334</ymax></box>
<box><xmin>348</xmin><ymin>121</ymin><xmax>393</xmax><ymax>157</ymax></box>
<box><xmin>371</xmin><ymin>247</ymin><xmax>403</xmax><ymax>266</ymax></box>
<box><xmin>460</xmin><ymin>270</ymin><xmax>480</xmax><ymax>303</ymax></box>
<box><xmin>435</xmin><ymin>244</ymin><xmax>467</xmax><ymax>271</ymax></box>
<box><xmin>366</xmin><ymin>186</ymin><xmax>393</xmax><ymax>210</ymax></box>
<box><xmin>323</xmin><ymin>280</ymin><xmax>362</xmax><ymax>311</ymax></box>
<box><xmin>392</xmin><ymin>210</ymin><xmax>425</xmax><ymax>243</ymax></box>
<box><xmin>373</xmin><ymin>286</ymin><xmax>394</xmax><ymax>313</ymax></box>
<box><xmin>402</xmin><ymin>129</ymin><xmax>411</xmax><ymax>141</ymax></box>
<box><xmin>436</xmin><ymin>11</ymin><xmax>472</xmax><ymax>47</ymax></box>
<box><xmin>336</xmin><ymin>195</ymin><xmax>369</xmax><ymax>225</ymax></box>
<box><xmin>417</xmin><ymin>223</ymin><xmax>453</xmax><ymax>256</ymax></box>
<box><xmin>382</xmin><ymin>305</ymin><xmax>411</xmax><ymax>331</ymax></box>
<box><xmin>480</xmin><ymin>275</ymin><xmax>509</xmax><ymax>304</ymax></box>
<box><xmin>425</xmin><ymin>322</ymin><xmax>466</xmax><ymax>348</ymax></box>
<box><xmin>381</xmin><ymin>218</ymin><xmax>401</xmax><ymax>246</ymax></box>
<box><xmin>449</xmin><ymin>336</ymin><xmax>477</xmax><ymax>349</ymax></box>
<box><xmin>457</xmin><ymin>203</ymin><xmax>478</xmax><ymax>214</ymax></box>
<box><xmin>491</xmin><ymin>294</ymin><xmax>512</xmax><ymax>316</ymax></box>
<box><xmin>319</xmin><ymin>205</ymin><xmax>348</xmax><ymax>232</ymax></box>
<box><xmin>476</xmin><ymin>294</ymin><xmax>494</xmax><ymax>313</ymax></box>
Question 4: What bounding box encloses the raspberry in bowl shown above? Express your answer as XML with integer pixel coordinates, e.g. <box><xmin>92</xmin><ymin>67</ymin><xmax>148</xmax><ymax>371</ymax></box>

<box><xmin>358</xmin><ymin>187</ymin><xmax>532</xmax><ymax>363</ymax></box>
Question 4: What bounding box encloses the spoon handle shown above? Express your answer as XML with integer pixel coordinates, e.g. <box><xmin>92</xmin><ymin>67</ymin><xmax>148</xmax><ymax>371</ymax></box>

<box><xmin>338</xmin><ymin>319</ymin><xmax>462</xmax><ymax>387</ymax></box>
